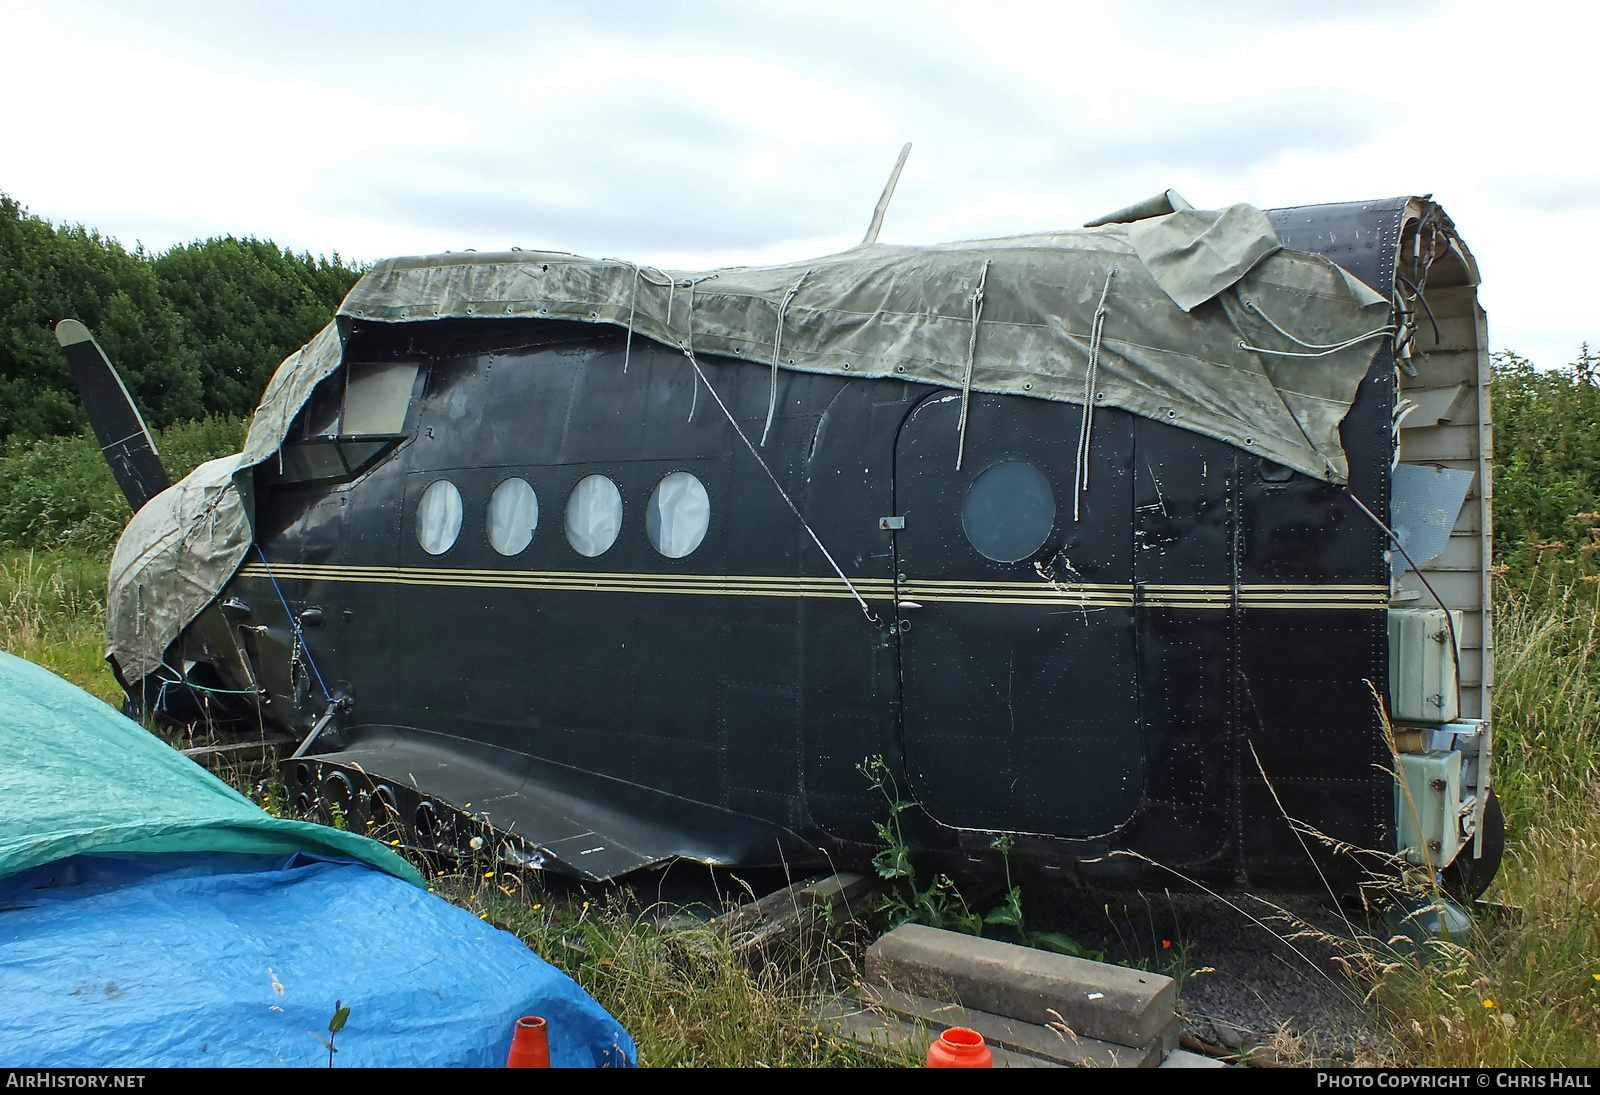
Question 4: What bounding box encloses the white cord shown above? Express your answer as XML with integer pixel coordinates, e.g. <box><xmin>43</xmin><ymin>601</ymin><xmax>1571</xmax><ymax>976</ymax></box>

<box><xmin>1074</xmin><ymin>268</ymin><xmax>1116</xmax><ymax>521</ymax></box>
<box><xmin>1237</xmin><ymin>293</ymin><xmax>1394</xmax><ymax>358</ymax></box>
<box><xmin>762</xmin><ymin>270</ymin><xmax>811</xmax><ymax>447</ymax></box>
<box><xmin>954</xmin><ymin>258</ymin><xmax>992</xmax><ymax>471</ymax></box>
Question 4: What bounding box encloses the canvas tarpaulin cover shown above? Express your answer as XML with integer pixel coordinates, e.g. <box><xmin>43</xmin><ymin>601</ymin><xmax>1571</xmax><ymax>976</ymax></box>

<box><xmin>0</xmin><ymin>651</ymin><xmax>636</xmax><ymax>1067</ymax></box>
<box><xmin>104</xmin><ymin>198</ymin><xmax>1393</xmax><ymax>682</ymax></box>
<box><xmin>0</xmin><ymin>649</ymin><xmax>420</xmax><ymax>882</ymax></box>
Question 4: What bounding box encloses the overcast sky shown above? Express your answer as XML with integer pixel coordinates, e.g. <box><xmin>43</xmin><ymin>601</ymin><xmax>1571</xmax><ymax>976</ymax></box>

<box><xmin>2</xmin><ymin>0</ymin><xmax>1595</xmax><ymax>367</ymax></box>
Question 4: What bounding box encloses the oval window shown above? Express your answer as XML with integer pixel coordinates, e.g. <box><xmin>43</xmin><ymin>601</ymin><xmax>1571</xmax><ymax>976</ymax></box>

<box><xmin>487</xmin><ymin>477</ymin><xmax>539</xmax><ymax>556</ymax></box>
<box><xmin>961</xmin><ymin>461</ymin><xmax>1055</xmax><ymax>563</ymax></box>
<box><xmin>646</xmin><ymin>472</ymin><xmax>710</xmax><ymax>559</ymax></box>
<box><xmin>564</xmin><ymin>474</ymin><xmax>623</xmax><ymax>558</ymax></box>
<box><xmin>416</xmin><ymin>479</ymin><xmax>463</xmax><ymax>555</ymax></box>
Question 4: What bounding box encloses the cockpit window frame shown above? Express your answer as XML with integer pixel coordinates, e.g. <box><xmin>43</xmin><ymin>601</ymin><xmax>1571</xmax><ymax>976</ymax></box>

<box><xmin>271</xmin><ymin>359</ymin><xmax>426</xmax><ymax>488</ymax></box>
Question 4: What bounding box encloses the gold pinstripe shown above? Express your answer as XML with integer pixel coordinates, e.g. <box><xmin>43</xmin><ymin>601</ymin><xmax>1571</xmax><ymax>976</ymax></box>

<box><xmin>235</xmin><ymin>562</ymin><xmax>1386</xmax><ymax>610</ymax></box>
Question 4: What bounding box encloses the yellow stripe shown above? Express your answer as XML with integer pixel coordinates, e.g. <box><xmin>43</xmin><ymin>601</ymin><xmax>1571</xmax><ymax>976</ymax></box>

<box><xmin>1240</xmin><ymin>583</ymin><xmax>1387</xmax><ymax>591</ymax></box>
<box><xmin>239</xmin><ymin>562</ymin><xmax>896</xmax><ymax>589</ymax></box>
<box><xmin>235</xmin><ymin>563</ymin><xmax>1385</xmax><ymax>609</ymax></box>
<box><xmin>913</xmin><ymin>594</ymin><xmax>1136</xmax><ymax>607</ymax></box>
<box><xmin>902</xmin><ymin>578</ymin><xmax>1129</xmax><ymax>591</ymax></box>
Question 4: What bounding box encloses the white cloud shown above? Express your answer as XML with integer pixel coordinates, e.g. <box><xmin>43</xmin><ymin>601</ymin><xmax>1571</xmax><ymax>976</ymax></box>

<box><xmin>1</xmin><ymin>0</ymin><xmax>1596</xmax><ymax>365</ymax></box>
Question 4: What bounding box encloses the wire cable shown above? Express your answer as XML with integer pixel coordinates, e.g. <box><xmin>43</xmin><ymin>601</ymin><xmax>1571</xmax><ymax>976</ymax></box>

<box><xmin>680</xmin><ymin>345</ymin><xmax>883</xmax><ymax>630</ymax></box>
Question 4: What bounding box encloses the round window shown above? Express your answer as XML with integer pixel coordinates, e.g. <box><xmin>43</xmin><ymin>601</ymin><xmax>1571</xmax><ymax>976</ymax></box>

<box><xmin>487</xmin><ymin>477</ymin><xmax>539</xmax><ymax>556</ymax></box>
<box><xmin>416</xmin><ymin>479</ymin><xmax>463</xmax><ymax>555</ymax></box>
<box><xmin>564</xmin><ymin>474</ymin><xmax>623</xmax><ymax>557</ymax></box>
<box><xmin>646</xmin><ymin>472</ymin><xmax>710</xmax><ymax>559</ymax></box>
<box><xmin>961</xmin><ymin>461</ymin><xmax>1055</xmax><ymax>563</ymax></box>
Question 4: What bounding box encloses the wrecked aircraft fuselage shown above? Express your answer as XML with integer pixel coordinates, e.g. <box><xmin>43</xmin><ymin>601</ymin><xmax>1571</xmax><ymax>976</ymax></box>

<box><xmin>67</xmin><ymin>193</ymin><xmax>1501</xmax><ymax>897</ymax></box>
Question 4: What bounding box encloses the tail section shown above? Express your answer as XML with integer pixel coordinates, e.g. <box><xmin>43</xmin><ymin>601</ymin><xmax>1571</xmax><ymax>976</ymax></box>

<box><xmin>55</xmin><ymin>319</ymin><xmax>172</xmax><ymax>512</ymax></box>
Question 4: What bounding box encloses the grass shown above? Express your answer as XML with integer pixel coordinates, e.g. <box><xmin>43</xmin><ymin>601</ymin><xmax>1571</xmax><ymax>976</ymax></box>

<box><xmin>5</xmin><ymin>542</ymin><xmax>1598</xmax><ymax>1067</ymax></box>
<box><xmin>0</xmin><ymin>548</ymin><xmax>121</xmax><ymax>703</ymax></box>
<box><xmin>279</xmin><ymin>792</ymin><xmax>909</xmax><ymax>1067</ymax></box>
<box><xmin>1363</xmin><ymin>575</ymin><xmax>1600</xmax><ymax>1067</ymax></box>
<box><xmin>430</xmin><ymin>872</ymin><xmax>900</xmax><ymax>1067</ymax></box>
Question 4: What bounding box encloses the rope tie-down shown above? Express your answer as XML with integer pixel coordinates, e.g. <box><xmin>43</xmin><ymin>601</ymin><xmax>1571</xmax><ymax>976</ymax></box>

<box><xmin>954</xmin><ymin>258</ymin><xmax>992</xmax><ymax>472</ymax></box>
<box><xmin>1074</xmin><ymin>267</ymin><xmax>1116</xmax><ymax>522</ymax></box>
<box><xmin>762</xmin><ymin>270</ymin><xmax>811</xmax><ymax>447</ymax></box>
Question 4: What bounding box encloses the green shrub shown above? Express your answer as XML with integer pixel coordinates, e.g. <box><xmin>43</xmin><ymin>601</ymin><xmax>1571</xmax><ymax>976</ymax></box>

<box><xmin>1492</xmin><ymin>347</ymin><xmax>1600</xmax><ymax>577</ymax></box>
<box><xmin>0</xmin><ymin>415</ymin><xmax>247</xmax><ymax>553</ymax></box>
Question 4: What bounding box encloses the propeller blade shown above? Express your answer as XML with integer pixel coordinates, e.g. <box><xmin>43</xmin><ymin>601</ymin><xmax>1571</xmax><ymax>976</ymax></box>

<box><xmin>55</xmin><ymin>319</ymin><xmax>172</xmax><ymax>512</ymax></box>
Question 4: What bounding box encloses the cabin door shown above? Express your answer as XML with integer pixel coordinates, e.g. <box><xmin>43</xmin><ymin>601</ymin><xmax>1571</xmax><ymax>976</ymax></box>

<box><xmin>892</xmin><ymin>392</ymin><xmax>1144</xmax><ymax>838</ymax></box>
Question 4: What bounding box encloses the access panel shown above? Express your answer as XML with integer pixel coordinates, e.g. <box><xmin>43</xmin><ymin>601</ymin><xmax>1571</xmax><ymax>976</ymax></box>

<box><xmin>893</xmin><ymin>392</ymin><xmax>1142</xmax><ymax>838</ymax></box>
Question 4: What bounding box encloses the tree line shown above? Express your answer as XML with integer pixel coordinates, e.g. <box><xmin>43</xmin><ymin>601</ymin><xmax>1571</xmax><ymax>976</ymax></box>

<box><xmin>0</xmin><ymin>192</ymin><xmax>361</xmax><ymax>443</ymax></box>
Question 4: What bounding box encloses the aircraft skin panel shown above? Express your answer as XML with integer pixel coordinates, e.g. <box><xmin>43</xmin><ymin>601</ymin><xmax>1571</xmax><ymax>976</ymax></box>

<box><xmin>1242</xmin><ymin>199</ymin><xmax>1402</xmax><ymax>885</ymax></box>
<box><xmin>226</xmin><ymin>312</ymin><xmax>1403</xmax><ymax>888</ymax></box>
<box><xmin>181</xmin><ymin>197</ymin><xmax>1498</xmax><ymax>891</ymax></box>
<box><xmin>1125</xmin><ymin>419</ymin><xmax>1237</xmax><ymax>869</ymax></box>
<box><xmin>291</xmin><ymin>724</ymin><xmax>804</xmax><ymax>881</ymax></box>
<box><xmin>247</xmin><ymin>336</ymin><xmax>901</xmax><ymax>870</ymax></box>
<box><xmin>894</xmin><ymin>389</ymin><xmax>1143</xmax><ymax>839</ymax></box>
<box><xmin>61</xmin><ymin>196</ymin><xmax>1503</xmax><ymax>894</ymax></box>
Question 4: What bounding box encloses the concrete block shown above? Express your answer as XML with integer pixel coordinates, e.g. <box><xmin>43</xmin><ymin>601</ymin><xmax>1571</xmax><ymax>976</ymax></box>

<box><xmin>864</xmin><ymin>923</ymin><xmax>1176</xmax><ymax>1050</ymax></box>
<box><xmin>859</xmin><ymin>985</ymin><xmax>1165</xmax><ymax>1068</ymax></box>
<box><xmin>1160</xmin><ymin>1048</ymin><xmax>1227</xmax><ymax>1068</ymax></box>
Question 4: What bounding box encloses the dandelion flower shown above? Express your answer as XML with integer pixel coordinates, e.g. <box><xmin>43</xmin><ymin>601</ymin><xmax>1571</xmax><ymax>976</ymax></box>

<box><xmin>1483</xmin><ymin>999</ymin><xmax>1495</xmax><ymax>1009</ymax></box>
<box><xmin>533</xmin><ymin>903</ymin><xmax>542</xmax><ymax>910</ymax></box>
<box><xmin>485</xmin><ymin>871</ymin><xmax>495</xmax><ymax>879</ymax></box>
<box><xmin>389</xmin><ymin>839</ymin><xmax>400</xmax><ymax>846</ymax></box>
<box><xmin>1593</xmin><ymin>974</ymin><xmax>1600</xmax><ymax>983</ymax></box>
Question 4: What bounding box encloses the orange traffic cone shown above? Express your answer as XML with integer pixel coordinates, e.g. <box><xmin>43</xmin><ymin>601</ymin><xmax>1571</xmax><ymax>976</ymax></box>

<box><xmin>506</xmin><ymin>1015</ymin><xmax>550</xmax><ymax>1068</ymax></box>
<box><xmin>927</xmin><ymin>1027</ymin><xmax>993</xmax><ymax>1068</ymax></box>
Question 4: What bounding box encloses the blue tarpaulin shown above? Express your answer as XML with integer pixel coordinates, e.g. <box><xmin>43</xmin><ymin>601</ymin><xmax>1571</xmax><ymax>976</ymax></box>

<box><xmin>0</xmin><ymin>652</ymin><xmax>635</xmax><ymax>1067</ymax></box>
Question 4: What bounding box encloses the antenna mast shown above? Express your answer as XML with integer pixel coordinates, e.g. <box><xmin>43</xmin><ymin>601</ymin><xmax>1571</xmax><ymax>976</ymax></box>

<box><xmin>861</xmin><ymin>142</ymin><xmax>912</xmax><ymax>246</ymax></box>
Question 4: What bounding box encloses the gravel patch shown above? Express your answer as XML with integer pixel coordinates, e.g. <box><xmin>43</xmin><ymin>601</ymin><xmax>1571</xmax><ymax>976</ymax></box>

<box><xmin>1030</xmin><ymin>887</ymin><xmax>1397</xmax><ymax>1064</ymax></box>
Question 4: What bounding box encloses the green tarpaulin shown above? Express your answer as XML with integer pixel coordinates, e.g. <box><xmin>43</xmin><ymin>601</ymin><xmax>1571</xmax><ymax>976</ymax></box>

<box><xmin>0</xmin><ymin>650</ymin><xmax>423</xmax><ymax>884</ymax></box>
